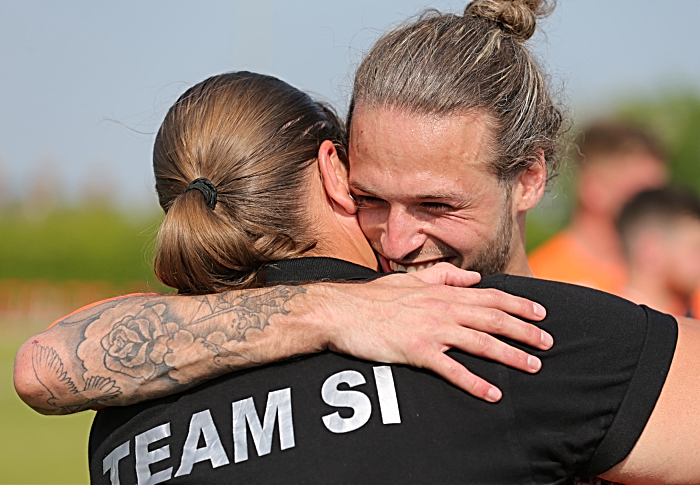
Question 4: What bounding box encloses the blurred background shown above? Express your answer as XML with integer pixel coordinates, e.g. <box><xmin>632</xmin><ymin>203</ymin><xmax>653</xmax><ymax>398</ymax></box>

<box><xmin>1</xmin><ymin>1</ymin><xmax>699</xmax><ymax>482</ymax></box>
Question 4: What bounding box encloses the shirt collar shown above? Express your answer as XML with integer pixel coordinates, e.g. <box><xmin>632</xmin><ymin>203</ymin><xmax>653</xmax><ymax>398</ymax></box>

<box><xmin>263</xmin><ymin>257</ymin><xmax>382</xmax><ymax>285</ymax></box>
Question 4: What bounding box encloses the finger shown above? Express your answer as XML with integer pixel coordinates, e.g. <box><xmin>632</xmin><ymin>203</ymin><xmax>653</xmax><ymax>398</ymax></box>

<box><xmin>449</xmin><ymin>327</ymin><xmax>543</xmax><ymax>374</ymax></box>
<box><xmin>425</xmin><ymin>352</ymin><xmax>502</xmax><ymax>402</ymax></box>
<box><xmin>413</xmin><ymin>262</ymin><xmax>481</xmax><ymax>287</ymax></box>
<box><xmin>443</xmin><ymin>287</ymin><xmax>551</xmax><ymax>349</ymax></box>
<box><xmin>450</xmin><ymin>304</ymin><xmax>552</xmax><ymax>350</ymax></box>
<box><xmin>464</xmin><ymin>287</ymin><xmax>548</xmax><ymax>322</ymax></box>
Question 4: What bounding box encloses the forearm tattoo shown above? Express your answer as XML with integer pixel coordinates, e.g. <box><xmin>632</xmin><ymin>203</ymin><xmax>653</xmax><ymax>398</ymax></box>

<box><xmin>29</xmin><ymin>286</ymin><xmax>307</xmax><ymax>414</ymax></box>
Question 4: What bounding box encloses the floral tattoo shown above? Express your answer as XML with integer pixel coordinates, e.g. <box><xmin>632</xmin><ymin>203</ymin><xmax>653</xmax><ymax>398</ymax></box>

<box><xmin>30</xmin><ymin>286</ymin><xmax>306</xmax><ymax>413</ymax></box>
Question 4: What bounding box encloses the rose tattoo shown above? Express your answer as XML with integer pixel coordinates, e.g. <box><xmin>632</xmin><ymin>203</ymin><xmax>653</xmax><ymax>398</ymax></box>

<box><xmin>101</xmin><ymin>304</ymin><xmax>175</xmax><ymax>380</ymax></box>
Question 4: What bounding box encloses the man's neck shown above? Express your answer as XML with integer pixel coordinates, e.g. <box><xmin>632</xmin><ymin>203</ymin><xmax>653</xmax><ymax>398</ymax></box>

<box><xmin>505</xmin><ymin>257</ymin><xmax>534</xmax><ymax>277</ymax></box>
<box><xmin>509</xmin><ymin>214</ymin><xmax>534</xmax><ymax>277</ymax></box>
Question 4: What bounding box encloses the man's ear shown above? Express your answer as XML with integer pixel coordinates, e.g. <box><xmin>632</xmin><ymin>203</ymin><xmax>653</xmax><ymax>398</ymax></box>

<box><xmin>317</xmin><ymin>140</ymin><xmax>357</xmax><ymax>214</ymax></box>
<box><xmin>514</xmin><ymin>151</ymin><xmax>547</xmax><ymax>212</ymax></box>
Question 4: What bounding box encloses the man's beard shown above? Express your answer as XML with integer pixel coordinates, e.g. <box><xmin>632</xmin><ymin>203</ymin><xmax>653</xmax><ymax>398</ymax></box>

<box><xmin>465</xmin><ymin>189</ymin><xmax>513</xmax><ymax>276</ymax></box>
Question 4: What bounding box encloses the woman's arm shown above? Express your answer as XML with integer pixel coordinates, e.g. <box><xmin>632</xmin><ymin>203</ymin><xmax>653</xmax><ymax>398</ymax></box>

<box><xmin>14</xmin><ymin>264</ymin><xmax>550</xmax><ymax>414</ymax></box>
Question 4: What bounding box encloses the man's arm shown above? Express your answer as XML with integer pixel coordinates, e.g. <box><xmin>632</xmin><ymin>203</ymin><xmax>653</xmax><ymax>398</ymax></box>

<box><xmin>601</xmin><ymin>318</ymin><xmax>700</xmax><ymax>484</ymax></box>
<box><xmin>14</xmin><ymin>264</ymin><xmax>551</xmax><ymax>414</ymax></box>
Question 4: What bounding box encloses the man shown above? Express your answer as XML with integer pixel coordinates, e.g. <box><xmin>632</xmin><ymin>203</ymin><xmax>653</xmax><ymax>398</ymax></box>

<box><xmin>529</xmin><ymin>121</ymin><xmax>668</xmax><ymax>293</ymax></box>
<box><xmin>13</xmin><ymin>2</ymin><xmax>700</xmax><ymax>484</ymax></box>
<box><xmin>617</xmin><ymin>186</ymin><xmax>700</xmax><ymax>317</ymax></box>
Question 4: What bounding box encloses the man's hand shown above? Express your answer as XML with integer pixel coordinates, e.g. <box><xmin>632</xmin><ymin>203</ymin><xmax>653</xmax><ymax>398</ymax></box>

<box><xmin>317</xmin><ymin>263</ymin><xmax>550</xmax><ymax>402</ymax></box>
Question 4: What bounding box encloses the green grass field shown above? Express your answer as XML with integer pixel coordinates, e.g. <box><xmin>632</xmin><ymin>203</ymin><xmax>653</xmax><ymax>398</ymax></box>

<box><xmin>1</xmin><ymin>331</ymin><xmax>93</xmax><ymax>484</ymax></box>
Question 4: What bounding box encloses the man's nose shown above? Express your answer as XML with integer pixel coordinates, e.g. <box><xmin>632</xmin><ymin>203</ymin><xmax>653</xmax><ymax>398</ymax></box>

<box><xmin>380</xmin><ymin>207</ymin><xmax>428</xmax><ymax>261</ymax></box>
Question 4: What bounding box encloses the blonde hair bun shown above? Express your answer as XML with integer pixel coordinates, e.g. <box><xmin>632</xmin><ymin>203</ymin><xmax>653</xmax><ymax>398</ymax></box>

<box><xmin>465</xmin><ymin>0</ymin><xmax>554</xmax><ymax>42</ymax></box>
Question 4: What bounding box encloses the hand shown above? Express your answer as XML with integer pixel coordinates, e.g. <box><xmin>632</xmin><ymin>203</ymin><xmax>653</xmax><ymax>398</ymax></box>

<box><xmin>318</xmin><ymin>263</ymin><xmax>551</xmax><ymax>403</ymax></box>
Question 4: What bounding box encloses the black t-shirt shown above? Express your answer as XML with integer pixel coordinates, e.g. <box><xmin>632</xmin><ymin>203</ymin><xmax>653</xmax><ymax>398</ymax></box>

<box><xmin>89</xmin><ymin>257</ymin><xmax>677</xmax><ymax>485</ymax></box>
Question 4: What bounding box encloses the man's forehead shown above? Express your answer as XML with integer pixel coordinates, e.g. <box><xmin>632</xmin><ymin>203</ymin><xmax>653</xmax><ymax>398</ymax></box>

<box><xmin>349</xmin><ymin>178</ymin><xmax>471</xmax><ymax>202</ymax></box>
<box><xmin>349</xmin><ymin>104</ymin><xmax>489</xmax><ymax>143</ymax></box>
<box><xmin>348</xmin><ymin>106</ymin><xmax>495</xmax><ymax>192</ymax></box>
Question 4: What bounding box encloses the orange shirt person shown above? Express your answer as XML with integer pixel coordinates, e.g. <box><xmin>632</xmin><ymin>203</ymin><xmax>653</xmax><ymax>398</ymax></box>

<box><xmin>528</xmin><ymin>230</ymin><xmax>626</xmax><ymax>294</ymax></box>
<box><xmin>529</xmin><ymin>121</ymin><xmax>668</xmax><ymax>294</ymax></box>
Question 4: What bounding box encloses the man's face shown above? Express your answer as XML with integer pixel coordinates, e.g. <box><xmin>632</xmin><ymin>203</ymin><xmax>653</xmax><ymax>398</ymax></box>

<box><xmin>348</xmin><ymin>106</ymin><xmax>516</xmax><ymax>275</ymax></box>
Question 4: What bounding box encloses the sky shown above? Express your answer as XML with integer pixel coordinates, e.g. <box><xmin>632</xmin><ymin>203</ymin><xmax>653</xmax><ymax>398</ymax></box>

<box><xmin>1</xmin><ymin>0</ymin><xmax>699</xmax><ymax>210</ymax></box>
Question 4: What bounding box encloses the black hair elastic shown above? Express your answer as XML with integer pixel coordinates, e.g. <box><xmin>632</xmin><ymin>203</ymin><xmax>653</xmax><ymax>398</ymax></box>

<box><xmin>184</xmin><ymin>177</ymin><xmax>218</xmax><ymax>210</ymax></box>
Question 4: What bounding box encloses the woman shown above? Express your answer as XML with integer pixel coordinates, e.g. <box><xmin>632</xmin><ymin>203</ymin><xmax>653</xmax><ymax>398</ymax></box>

<box><xmin>152</xmin><ymin>71</ymin><xmax>375</xmax><ymax>293</ymax></box>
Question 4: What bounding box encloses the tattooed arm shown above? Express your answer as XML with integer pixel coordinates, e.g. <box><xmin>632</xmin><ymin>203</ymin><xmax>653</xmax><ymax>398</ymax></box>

<box><xmin>14</xmin><ymin>264</ymin><xmax>551</xmax><ymax>414</ymax></box>
<box><xmin>14</xmin><ymin>287</ymin><xmax>313</xmax><ymax>415</ymax></box>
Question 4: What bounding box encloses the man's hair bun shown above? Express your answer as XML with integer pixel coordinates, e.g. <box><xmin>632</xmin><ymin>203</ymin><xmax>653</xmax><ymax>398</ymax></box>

<box><xmin>465</xmin><ymin>0</ymin><xmax>554</xmax><ymax>42</ymax></box>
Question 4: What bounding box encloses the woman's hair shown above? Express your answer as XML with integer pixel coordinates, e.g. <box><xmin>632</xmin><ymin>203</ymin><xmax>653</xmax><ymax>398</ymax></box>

<box><xmin>349</xmin><ymin>0</ymin><xmax>564</xmax><ymax>183</ymax></box>
<box><xmin>153</xmin><ymin>72</ymin><xmax>348</xmax><ymax>294</ymax></box>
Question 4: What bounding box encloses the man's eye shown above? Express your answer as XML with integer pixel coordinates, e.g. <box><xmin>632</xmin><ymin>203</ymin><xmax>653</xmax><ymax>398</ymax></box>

<box><xmin>420</xmin><ymin>202</ymin><xmax>453</xmax><ymax>211</ymax></box>
<box><xmin>354</xmin><ymin>195</ymin><xmax>386</xmax><ymax>209</ymax></box>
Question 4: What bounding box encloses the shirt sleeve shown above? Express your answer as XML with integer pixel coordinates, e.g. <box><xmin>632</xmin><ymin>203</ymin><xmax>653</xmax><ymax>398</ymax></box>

<box><xmin>582</xmin><ymin>306</ymin><xmax>677</xmax><ymax>477</ymax></box>
<box><xmin>477</xmin><ymin>275</ymin><xmax>678</xmax><ymax>480</ymax></box>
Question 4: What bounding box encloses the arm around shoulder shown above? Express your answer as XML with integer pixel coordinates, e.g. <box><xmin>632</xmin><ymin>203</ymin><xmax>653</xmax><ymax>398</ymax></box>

<box><xmin>13</xmin><ymin>288</ymin><xmax>328</xmax><ymax>415</ymax></box>
<box><xmin>13</xmin><ymin>264</ymin><xmax>552</xmax><ymax>413</ymax></box>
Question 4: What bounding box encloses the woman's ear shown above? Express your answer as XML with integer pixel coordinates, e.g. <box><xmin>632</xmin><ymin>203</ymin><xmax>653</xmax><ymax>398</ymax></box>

<box><xmin>515</xmin><ymin>150</ymin><xmax>547</xmax><ymax>212</ymax></box>
<box><xmin>317</xmin><ymin>140</ymin><xmax>357</xmax><ymax>214</ymax></box>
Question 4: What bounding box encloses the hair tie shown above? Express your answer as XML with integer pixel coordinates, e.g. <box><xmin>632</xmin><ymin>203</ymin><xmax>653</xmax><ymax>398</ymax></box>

<box><xmin>184</xmin><ymin>177</ymin><xmax>218</xmax><ymax>210</ymax></box>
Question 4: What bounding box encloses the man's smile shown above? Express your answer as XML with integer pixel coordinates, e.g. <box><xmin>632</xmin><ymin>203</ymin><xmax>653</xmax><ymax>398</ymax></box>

<box><xmin>377</xmin><ymin>253</ymin><xmax>458</xmax><ymax>273</ymax></box>
<box><xmin>388</xmin><ymin>258</ymin><xmax>448</xmax><ymax>272</ymax></box>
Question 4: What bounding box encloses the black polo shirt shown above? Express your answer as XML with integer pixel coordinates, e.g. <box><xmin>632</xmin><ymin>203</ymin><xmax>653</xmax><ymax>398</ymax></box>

<box><xmin>89</xmin><ymin>257</ymin><xmax>677</xmax><ymax>484</ymax></box>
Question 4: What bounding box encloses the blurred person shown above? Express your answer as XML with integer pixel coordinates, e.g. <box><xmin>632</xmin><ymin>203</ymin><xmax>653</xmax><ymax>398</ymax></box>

<box><xmin>529</xmin><ymin>121</ymin><xmax>668</xmax><ymax>293</ymax></box>
<box><xmin>13</xmin><ymin>1</ymin><xmax>700</xmax><ymax>483</ymax></box>
<box><xmin>618</xmin><ymin>186</ymin><xmax>700</xmax><ymax>317</ymax></box>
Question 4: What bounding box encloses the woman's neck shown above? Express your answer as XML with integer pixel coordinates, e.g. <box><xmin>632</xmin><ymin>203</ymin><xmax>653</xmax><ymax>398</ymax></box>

<box><xmin>304</xmin><ymin>214</ymin><xmax>379</xmax><ymax>271</ymax></box>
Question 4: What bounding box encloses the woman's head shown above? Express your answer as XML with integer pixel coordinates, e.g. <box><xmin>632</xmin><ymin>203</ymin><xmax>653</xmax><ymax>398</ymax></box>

<box><xmin>153</xmin><ymin>72</ymin><xmax>347</xmax><ymax>294</ymax></box>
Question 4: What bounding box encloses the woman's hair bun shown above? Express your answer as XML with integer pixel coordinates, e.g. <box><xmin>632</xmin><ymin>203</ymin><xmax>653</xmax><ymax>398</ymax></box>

<box><xmin>465</xmin><ymin>0</ymin><xmax>554</xmax><ymax>42</ymax></box>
